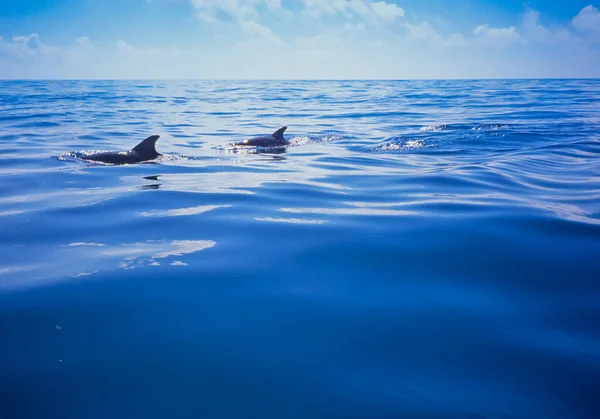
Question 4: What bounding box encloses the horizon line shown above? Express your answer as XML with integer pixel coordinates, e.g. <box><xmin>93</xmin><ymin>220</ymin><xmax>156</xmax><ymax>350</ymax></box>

<box><xmin>1</xmin><ymin>77</ymin><xmax>599</xmax><ymax>82</ymax></box>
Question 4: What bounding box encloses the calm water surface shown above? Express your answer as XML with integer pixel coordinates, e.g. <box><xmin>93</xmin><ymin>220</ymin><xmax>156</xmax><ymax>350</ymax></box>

<box><xmin>1</xmin><ymin>80</ymin><xmax>599</xmax><ymax>419</ymax></box>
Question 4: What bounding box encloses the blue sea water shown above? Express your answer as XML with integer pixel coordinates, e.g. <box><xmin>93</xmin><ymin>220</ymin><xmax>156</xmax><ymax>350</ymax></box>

<box><xmin>1</xmin><ymin>79</ymin><xmax>599</xmax><ymax>419</ymax></box>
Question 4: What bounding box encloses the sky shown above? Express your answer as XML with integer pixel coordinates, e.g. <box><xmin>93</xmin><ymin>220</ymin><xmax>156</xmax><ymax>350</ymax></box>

<box><xmin>0</xmin><ymin>0</ymin><xmax>599</xmax><ymax>79</ymax></box>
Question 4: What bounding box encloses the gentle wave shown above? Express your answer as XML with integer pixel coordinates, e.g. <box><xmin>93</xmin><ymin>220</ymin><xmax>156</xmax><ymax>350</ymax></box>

<box><xmin>1</xmin><ymin>79</ymin><xmax>599</xmax><ymax>419</ymax></box>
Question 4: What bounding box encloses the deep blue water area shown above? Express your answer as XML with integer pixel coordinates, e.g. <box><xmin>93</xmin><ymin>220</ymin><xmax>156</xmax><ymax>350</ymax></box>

<box><xmin>1</xmin><ymin>79</ymin><xmax>599</xmax><ymax>419</ymax></box>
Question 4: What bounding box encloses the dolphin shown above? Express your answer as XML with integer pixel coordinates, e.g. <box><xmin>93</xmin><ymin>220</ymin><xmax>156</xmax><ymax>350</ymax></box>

<box><xmin>81</xmin><ymin>135</ymin><xmax>161</xmax><ymax>164</ymax></box>
<box><xmin>234</xmin><ymin>126</ymin><xmax>289</xmax><ymax>148</ymax></box>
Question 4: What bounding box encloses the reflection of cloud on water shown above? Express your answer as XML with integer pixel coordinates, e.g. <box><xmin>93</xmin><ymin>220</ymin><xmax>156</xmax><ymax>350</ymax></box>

<box><xmin>0</xmin><ymin>239</ymin><xmax>216</xmax><ymax>292</ymax></box>
<box><xmin>255</xmin><ymin>217</ymin><xmax>327</xmax><ymax>225</ymax></box>
<box><xmin>278</xmin><ymin>195</ymin><xmax>600</xmax><ymax>225</ymax></box>
<box><xmin>171</xmin><ymin>261</ymin><xmax>188</xmax><ymax>266</ymax></box>
<box><xmin>72</xmin><ymin>271</ymin><xmax>99</xmax><ymax>278</ymax></box>
<box><xmin>279</xmin><ymin>201</ymin><xmax>415</xmax><ymax>217</ymax></box>
<box><xmin>0</xmin><ymin>265</ymin><xmax>39</xmax><ymax>276</ymax></box>
<box><xmin>139</xmin><ymin>205</ymin><xmax>230</xmax><ymax>217</ymax></box>
<box><xmin>0</xmin><ymin>210</ymin><xmax>25</xmax><ymax>217</ymax></box>
<box><xmin>99</xmin><ymin>240</ymin><xmax>216</xmax><ymax>270</ymax></box>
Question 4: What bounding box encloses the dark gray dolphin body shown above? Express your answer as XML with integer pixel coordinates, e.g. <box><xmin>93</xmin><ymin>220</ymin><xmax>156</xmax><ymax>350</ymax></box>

<box><xmin>81</xmin><ymin>135</ymin><xmax>161</xmax><ymax>164</ymax></box>
<box><xmin>234</xmin><ymin>126</ymin><xmax>289</xmax><ymax>147</ymax></box>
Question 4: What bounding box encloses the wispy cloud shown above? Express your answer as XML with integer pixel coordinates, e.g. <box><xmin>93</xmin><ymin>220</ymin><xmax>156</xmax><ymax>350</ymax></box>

<box><xmin>239</xmin><ymin>21</ymin><xmax>286</xmax><ymax>47</ymax></box>
<box><xmin>1</xmin><ymin>3</ymin><xmax>599</xmax><ymax>79</ymax></box>
<box><xmin>572</xmin><ymin>5</ymin><xmax>600</xmax><ymax>42</ymax></box>
<box><xmin>190</xmin><ymin>0</ymin><xmax>280</xmax><ymax>22</ymax></box>
<box><xmin>370</xmin><ymin>1</ymin><xmax>405</xmax><ymax>22</ymax></box>
<box><xmin>472</xmin><ymin>24</ymin><xmax>520</xmax><ymax>46</ymax></box>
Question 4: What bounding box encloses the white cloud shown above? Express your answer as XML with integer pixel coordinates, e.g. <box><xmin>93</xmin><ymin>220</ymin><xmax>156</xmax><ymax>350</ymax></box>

<box><xmin>190</xmin><ymin>0</ymin><xmax>284</xmax><ymax>49</ymax></box>
<box><xmin>115</xmin><ymin>39</ymin><xmax>134</xmax><ymax>54</ymax></box>
<box><xmin>239</xmin><ymin>21</ymin><xmax>285</xmax><ymax>46</ymax></box>
<box><xmin>191</xmin><ymin>0</ymin><xmax>256</xmax><ymax>22</ymax></box>
<box><xmin>572</xmin><ymin>5</ymin><xmax>600</xmax><ymax>42</ymax></box>
<box><xmin>0</xmin><ymin>35</ymin><xmax>96</xmax><ymax>78</ymax></box>
<box><xmin>300</xmin><ymin>0</ymin><xmax>367</xmax><ymax>18</ymax></box>
<box><xmin>299</xmin><ymin>0</ymin><xmax>404</xmax><ymax>24</ymax></box>
<box><xmin>295</xmin><ymin>32</ymin><xmax>342</xmax><ymax>50</ymax></box>
<box><xmin>444</xmin><ymin>33</ymin><xmax>469</xmax><ymax>47</ymax></box>
<box><xmin>0</xmin><ymin>34</ymin><xmax>54</xmax><ymax>66</ymax></box>
<box><xmin>300</xmin><ymin>0</ymin><xmax>341</xmax><ymax>18</ymax></box>
<box><xmin>190</xmin><ymin>0</ymin><xmax>281</xmax><ymax>22</ymax></box>
<box><xmin>371</xmin><ymin>1</ymin><xmax>404</xmax><ymax>22</ymax></box>
<box><xmin>12</xmin><ymin>33</ymin><xmax>43</xmax><ymax>49</ymax></box>
<box><xmin>294</xmin><ymin>21</ymin><xmax>369</xmax><ymax>53</ymax></box>
<box><xmin>1</xmin><ymin>5</ymin><xmax>600</xmax><ymax>79</ymax></box>
<box><xmin>520</xmin><ymin>9</ymin><xmax>580</xmax><ymax>46</ymax></box>
<box><xmin>0</xmin><ymin>33</ymin><xmax>59</xmax><ymax>61</ymax></box>
<box><xmin>473</xmin><ymin>24</ymin><xmax>520</xmax><ymax>46</ymax></box>
<box><xmin>404</xmin><ymin>21</ymin><xmax>444</xmax><ymax>43</ymax></box>
<box><xmin>75</xmin><ymin>36</ymin><xmax>94</xmax><ymax>49</ymax></box>
<box><xmin>521</xmin><ymin>9</ymin><xmax>551</xmax><ymax>42</ymax></box>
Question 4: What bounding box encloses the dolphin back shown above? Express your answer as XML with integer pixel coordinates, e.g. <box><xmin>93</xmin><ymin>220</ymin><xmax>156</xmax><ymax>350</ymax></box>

<box><xmin>81</xmin><ymin>134</ymin><xmax>161</xmax><ymax>164</ymax></box>
<box><xmin>233</xmin><ymin>126</ymin><xmax>289</xmax><ymax>147</ymax></box>
<box><xmin>81</xmin><ymin>151</ymin><xmax>138</xmax><ymax>164</ymax></box>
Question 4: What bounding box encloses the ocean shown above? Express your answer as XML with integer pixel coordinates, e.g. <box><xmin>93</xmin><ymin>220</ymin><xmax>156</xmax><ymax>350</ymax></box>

<box><xmin>1</xmin><ymin>79</ymin><xmax>599</xmax><ymax>419</ymax></box>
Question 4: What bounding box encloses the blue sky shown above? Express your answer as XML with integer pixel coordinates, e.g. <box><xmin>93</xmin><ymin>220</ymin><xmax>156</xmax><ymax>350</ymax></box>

<box><xmin>0</xmin><ymin>0</ymin><xmax>599</xmax><ymax>79</ymax></box>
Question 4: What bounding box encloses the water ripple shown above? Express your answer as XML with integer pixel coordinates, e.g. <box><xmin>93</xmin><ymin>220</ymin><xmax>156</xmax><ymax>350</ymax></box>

<box><xmin>1</xmin><ymin>79</ymin><xmax>599</xmax><ymax>419</ymax></box>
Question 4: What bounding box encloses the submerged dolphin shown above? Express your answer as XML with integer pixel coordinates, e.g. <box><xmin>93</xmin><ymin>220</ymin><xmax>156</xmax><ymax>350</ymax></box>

<box><xmin>81</xmin><ymin>135</ymin><xmax>161</xmax><ymax>164</ymax></box>
<box><xmin>234</xmin><ymin>126</ymin><xmax>289</xmax><ymax>147</ymax></box>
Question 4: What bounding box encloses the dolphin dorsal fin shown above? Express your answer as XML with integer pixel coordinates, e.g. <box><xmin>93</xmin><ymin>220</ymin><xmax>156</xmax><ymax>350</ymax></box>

<box><xmin>271</xmin><ymin>126</ymin><xmax>288</xmax><ymax>140</ymax></box>
<box><xmin>132</xmin><ymin>135</ymin><xmax>160</xmax><ymax>155</ymax></box>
